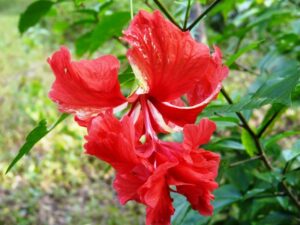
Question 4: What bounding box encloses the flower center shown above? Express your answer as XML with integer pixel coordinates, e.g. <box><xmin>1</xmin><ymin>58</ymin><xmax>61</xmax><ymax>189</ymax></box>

<box><xmin>130</xmin><ymin>63</ymin><xmax>149</xmax><ymax>94</ymax></box>
<box><xmin>139</xmin><ymin>95</ymin><xmax>157</xmax><ymax>140</ymax></box>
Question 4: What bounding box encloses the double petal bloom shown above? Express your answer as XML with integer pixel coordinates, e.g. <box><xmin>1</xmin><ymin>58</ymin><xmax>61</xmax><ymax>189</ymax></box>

<box><xmin>48</xmin><ymin>10</ymin><xmax>228</xmax><ymax>225</ymax></box>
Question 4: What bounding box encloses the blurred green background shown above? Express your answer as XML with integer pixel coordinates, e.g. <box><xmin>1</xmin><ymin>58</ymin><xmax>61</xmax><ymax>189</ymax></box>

<box><xmin>0</xmin><ymin>1</ymin><xmax>144</xmax><ymax>224</ymax></box>
<box><xmin>0</xmin><ymin>0</ymin><xmax>300</xmax><ymax>225</ymax></box>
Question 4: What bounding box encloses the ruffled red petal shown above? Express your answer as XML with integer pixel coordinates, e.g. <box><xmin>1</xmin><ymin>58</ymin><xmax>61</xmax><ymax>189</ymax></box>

<box><xmin>113</xmin><ymin>164</ymin><xmax>151</xmax><ymax>205</ymax></box>
<box><xmin>123</xmin><ymin>11</ymin><xmax>228</xmax><ymax>127</ymax></box>
<box><xmin>154</xmin><ymin>120</ymin><xmax>220</xmax><ymax>217</ymax></box>
<box><xmin>150</xmin><ymin>47</ymin><xmax>228</xmax><ymax>127</ymax></box>
<box><xmin>48</xmin><ymin>47</ymin><xmax>126</xmax><ymax>119</ymax></box>
<box><xmin>84</xmin><ymin>111</ymin><xmax>140</xmax><ymax>173</ymax></box>
<box><xmin>150</xmin><ymin>95</ymin><xmax>218</xmax><ymax>127</ymax></box>
<box><xmin>123</xmin><ymin>10</ymin><xmax>213</xmax><ymax>102</ymax></box>
<box><xmin>139</xmin><ymin>163</ymin><xmax>176</xmax><ymax>225</ymax></box>
<box><xmin>187</xmin><ymin>46</ymin><xmax>229</xmax><ymax>105</ymax></box>
<box><xmin>176</xmin><ymin>184</ymin><xmax>216</xmax><ymax>216</ymax></box>
<box><xmin>183</xmin><ymin>118</ymin><xmax>216</xmax><ymax>150</ymax></box>
<box><xmin>165</xmin><ymin>147</ymin><xmax>220</xmax><ymax>216</ymax></box>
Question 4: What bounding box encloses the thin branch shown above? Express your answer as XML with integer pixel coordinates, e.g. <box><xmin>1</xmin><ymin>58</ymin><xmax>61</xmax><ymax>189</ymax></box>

<box><xmin>257</xmin><ymin>110</ymin><xmax>281</xmax><ymax>138</ymax></box>
<box><xmin>247</xmin><ymin>192</ymin><xmax>286</xmax><ymax>200</ymax></box>
<box><xmin>221</xmin><ymin>88</ymin><xmax>274</xmax><ymax>170</ymax></box>
<box><xmin>234</xmin><ymin>62</ymin><xmax>259</xmax><ymax>75</ymax></box>
<box><xmin>221</xmin><ymin>88</ymin><xmax>257</xmax><ymax>134</ymax></box>
<box><xmin>234</xmin><ymin>35</ymin><xmax>245</xmax><ymax>54</ymax></box>
<box><xmin>144</xmin><ymin>0</ymin><xmax>154</xmax><ymax>10</ymax></box>
<box><xmin>221</xmin><ymin>87</ymin><xmax>300</xmax><ymax>210</ymax></box>
<box><xmin>230</xmin><ymin>155</ymin><xmax>262</xmax><ymax>168</ymax></box>
<box><xmin>186</xmin><ymin>0</ymin><xmax>223</xmax><ymax>31</ymax></box>
<box><xmin>283</xmin><ymin>161</ymin><xmax>290</xmax><ymax>176</ymax></box>
<box><xmin>153</xmin><ymin>0</ymin><xmax>181</xmax><ymax>29</ymax></box>
<box><xmin>183</xmin><ymin>0</ymin><xmax>192</xmax><ymax>30</ymax></box>
<box><xmin>282</xmin><ymin>182</ymin><xmax>300</xmax><ymax>210</ymax></box>
<box><xmin>283</xmin><ymin>157</ymin><xmax>299</xmax><ymax>176</ymax></box>
<box><xmin>292</xmin><ymin>167</ymin><xmax>300</xmax><ymax>172</ymax></box>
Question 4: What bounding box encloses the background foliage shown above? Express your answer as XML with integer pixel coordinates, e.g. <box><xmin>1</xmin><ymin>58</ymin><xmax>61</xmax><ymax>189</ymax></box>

<box><xmin>1</xmin><ymin>0</ymin><xmax>300</xmax><ymax>224</ymax></box>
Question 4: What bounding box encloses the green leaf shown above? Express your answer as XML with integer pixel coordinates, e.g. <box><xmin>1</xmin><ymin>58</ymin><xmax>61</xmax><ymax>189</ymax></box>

<box><xmin>253</xmin><ymin>171</ymin><xmax>281</xmax><ymax>184</ymax></box>
<box><xmin>18</xmin><ymin>0</ymin><xmax>54</xmax><ymax>34</ymax></box>
<box><xmin>172</xmin><ymin>185</ymin><xmax>242</xmax><ymax>224</ymax></box>
<box><xmin>243</xmin><ymin>188</ymin><xmax>269</xmax><ymax>200</ymax></box>
<box><xmin>5</xmin><ymin>114</ymin><xmax>69</xmax><ymax>174</ymax></box>
<box><xmin>225</xmin><ymin>40</ymin><xmax>263</xmax><ymax>67</ymax></box>
<box><xmin>117</xmin><ymin>65</ymin><xmax>136</xmax><ymax>97</ymax></box>
<box><xmin>257</xmin><ymin>211</ymin><xmax>297</xmax><ymax>225</ymax></box>
<box><xmin>118</xmin><ymin>66</ymin><xmax>135</xmax><ymax>86</ymax></box>
<box><xmin>213</xmin><ymin>185</ymin><xmax>242</xmax><ymax>211</ymax></box>
<box><xmin>75</xmin><ymin>31</ymin><xmax>93</xmax><ymax>56</ymax></box>
<box><xmin>241</xmin><ymin>128</ymin><xmax>257</xmax><ymax>156</ymax></box>
<box><xmin>208</xmin><ymin>116</ymin><xmax>240</xmax><ymax>128</ymax></box>
<box><xmin>227</xmin><ymin>165</ymin><xmax>253</xmax><ymax>191</ymax></box>
<box><xmin>204</xmin><ymin>139</ymin><xmax>245</xmax><ymax>151</ymax></box>
<box><xmin>98</xmin><ymin>0</ymin><xmax>113</xmax><ymax>13</ymax></box>
<box><xmin>171</xmin><ymin>193</ymin><xmax>208</xmax><ymax>225</ymax></box>
<box><xmin>264</xmin><ymin>130</ymin><xmax>300</xmax><ymax>149</ymax></box>
<box><xmin>171</xmin><ymin>194</ymin><xmax>192</xmax><ymax>225</ymax></box>
<box><xmin>209</xmin><ymin>116</ymin><xmax>239</xmax><ymax>124</ymax></box>
<box><xmin>75</xmin><ymin>8</ymin><xmax>98</xmax><ymax>17</ymax></box>
<box><xmin>292</xmin><ymin>82</ymin><xmax>300</xmax><ymax>102</ymax></box>
<box><xmin>203</xmin><ymin>61</ymin><xmax>300</xmax><ymax>115</ymax></box>
<box><xmin>246</xmin><ymin>9</ymin><xmax>298</xmax><ymax>31</ymax></box>
<box><xmin>75</xmin><ymin>12</ymin><xmax>130</xmax><ymax>55</ymax></box>
<box><xmin>74</xmin><ymin>0</ymin><xmax>86</xmax><ymax>6</ymax></box>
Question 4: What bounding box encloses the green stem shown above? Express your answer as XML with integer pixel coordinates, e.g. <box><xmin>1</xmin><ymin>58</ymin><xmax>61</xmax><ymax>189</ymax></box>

<box><xmin>183</xmin><ymin>0</ymin><xmax>192</xmax><ymax>30</ymax></box>
<box><xmin>186</xmin><ymin>0</ymin><xmax>223</xmax><ymax>31</ymax></box>
<box><xmin>221</xmin><ymin>87</ymin><xmax>300</xmax><ymax>210</ymax></box>
<box><xmin>153</xmin><ymin>0</ymin><xmax>181</xmax><ymax>29</ymax></box>
<box><xmin>48</xmin><ymin>113</ymin><xmax>69</xmax><ymax>132</ymax></box>
<box><xmin>229</xmin><ymin>155</ymin><xmax>262</xmax><ymax>167</ymax></box>
<box><xmin>130</xmin><ymin>0</ymin><xmax>133</xmax><ymax>19</ymax></box>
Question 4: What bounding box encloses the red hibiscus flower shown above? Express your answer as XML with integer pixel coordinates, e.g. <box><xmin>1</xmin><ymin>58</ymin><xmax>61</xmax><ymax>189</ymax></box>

<box><xmin>48</xmin><ymin>10</ymin><xmax>227</xmax><ymax>134</ymax></box>
<box><xmin>85</xmin><ymin>112</ymin><xmax>219</xmax><ymax>225</ymax></box>
<box><xmin>123</xmin><ymin>10</ymin><xmax>228</xmax><ymax>127</ymax></box>
<box><xmin>47</xmin><ymin>9</ymin><xmax>228</xmax><ymax>225</ymax></box>
<box><xmin>122</xmin><ymin>10</ymin><xmax>228</xmax><ymax>157</ymax></box>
